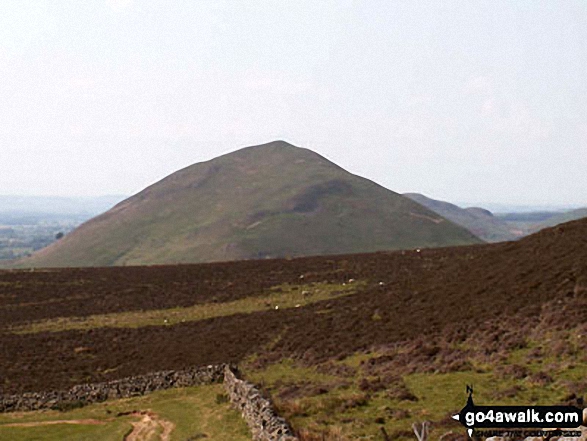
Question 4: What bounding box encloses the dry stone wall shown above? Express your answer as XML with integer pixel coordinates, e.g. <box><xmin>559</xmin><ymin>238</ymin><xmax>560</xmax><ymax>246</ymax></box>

<box><xmin>224</xmin><ymin>365</ymin><xmax>298</xmax><ymax>441</ymax></box>
<box><xmin>0</xmin><ymin>364</ymin><xmax>298</xmax><ymax>441</ymax></box>
<box><xmin>0</xmin><ymin>364</ymin><xmax>225</xmax><ymax>413</ymax></box>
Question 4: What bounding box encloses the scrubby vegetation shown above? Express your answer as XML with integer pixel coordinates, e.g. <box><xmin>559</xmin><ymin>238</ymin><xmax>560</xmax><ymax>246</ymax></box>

<box><xmin>0</xmin><ymin>218</ymin><xmax>586</xmax><ymax>438</ymax></box>
<box><xmin>242</xmin><ymin>316</ymin><xmax>587</xmax><ymax>440</ymax></box>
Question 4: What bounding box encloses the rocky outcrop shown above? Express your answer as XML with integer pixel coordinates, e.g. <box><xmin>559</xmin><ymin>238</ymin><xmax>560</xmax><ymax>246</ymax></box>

<box><xmin>224</xmin><ymin>365</ymin><xmax>298</xmax><ymax>441</ymax></box>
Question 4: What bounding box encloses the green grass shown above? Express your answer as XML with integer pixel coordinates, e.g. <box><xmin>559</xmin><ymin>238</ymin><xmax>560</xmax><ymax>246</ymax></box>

<box><xmin>246</xmin><ymin>358</ymin><xmax>339</xmax><ymax>385</ymax></box>
<box><xmin>0</xmin><ymin>417</ymin><xmax>129</xmax><ymax>441</ymax></box>
<box><xmin>11</xmin><ymin>281</ymin><xmax>363</xmax><ymax>334</ymax></box>
<box><xmin>0</xmin><ymin>384</ymin><xmax>250</xmax><ymax>441</ymax></box>
<box><xmin>243</xmin><ymin>357</ymin><xmax>399</xmax><ymax>439</ymax></box>
<box><xmin>242</xmin><ymin>348</ymin><xmax>587</xmax><ymax>441</ymax></box>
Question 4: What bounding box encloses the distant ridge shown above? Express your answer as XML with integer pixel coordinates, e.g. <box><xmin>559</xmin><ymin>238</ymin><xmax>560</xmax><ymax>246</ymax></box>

<box><xmin>404</xmin><ymin>193</ymin><xmax>587</xmax><ymax>242</ymax></box>
<box><xmin>18</xmin><ymin>141</ymin><xmax>482</xmax><ymax>267</ymax></box>
<box><xmin>404</xmin><ymin>193</ymin><xmax>522</xmax><ymax>243</ymax></box>
<box><xmin>541</xmin><ymin>208</ymin><xmax>587</xmax><ymax>228</ymax></box>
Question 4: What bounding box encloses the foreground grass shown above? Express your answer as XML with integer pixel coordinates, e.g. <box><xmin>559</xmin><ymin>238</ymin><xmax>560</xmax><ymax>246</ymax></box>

<box><xmin>242</xmin><ymin>351</ymin><xmax>587</xmax><ymax>441</ymax></box>
<box><xmin>0</xmin><ymin>383</ymin><xmax>250</xmax><ymax>441</ymax></box>
<box><xmin>11</xmin><ymin>281</ymin><xmax>363</xmax><ymax>334</ymax></box>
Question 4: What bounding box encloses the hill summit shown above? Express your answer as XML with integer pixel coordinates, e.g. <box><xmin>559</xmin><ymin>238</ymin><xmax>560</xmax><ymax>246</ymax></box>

<box><xmin>20</xmin><ymin>141</ymin><xmax>481</xmax><ymax>267</ymax></box>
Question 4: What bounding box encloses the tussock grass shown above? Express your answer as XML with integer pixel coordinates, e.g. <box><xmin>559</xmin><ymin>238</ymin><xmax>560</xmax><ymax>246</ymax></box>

<box><xmin>242</xmin><ymin>344</ymin><xmax>587</xmax><ymax>441</ymax></box>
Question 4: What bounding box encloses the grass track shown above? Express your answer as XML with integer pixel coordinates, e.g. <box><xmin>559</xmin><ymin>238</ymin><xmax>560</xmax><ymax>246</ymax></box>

<box><xmin>0</xmin><ymin>384</ymin><xmax>250</xmax><ymax>441</ymax></box>
<box><xmin>11</xmin><ymin>281</ymin><xmax>362</xmax><ymax>334</ymax></box>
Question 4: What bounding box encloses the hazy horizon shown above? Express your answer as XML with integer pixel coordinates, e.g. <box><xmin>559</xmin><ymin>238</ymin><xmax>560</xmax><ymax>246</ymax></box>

<box><xmin>1</xmin><ymin>1</ymin><xmax>586</xmax><ymax>205</ymax></box>
<box><xmin>0</xmin><ymin>186</ymin><xmax>584</xmax><ymax>214</ymax></box>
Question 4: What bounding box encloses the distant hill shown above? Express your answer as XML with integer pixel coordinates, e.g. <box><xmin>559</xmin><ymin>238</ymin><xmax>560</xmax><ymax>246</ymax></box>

<box><xmin>519</xmin><ymin>207</ymin><xmax>587</xmax><ymax>234</ymax></box>
<box><xmin>492</xmin><ymin>208</ymin><xmax>587</xmax><ymax>236</ymax></box>
<box><xmin>404</xmin><ymin>193</ymin><xmax>587</xmax><ymax>242</ymax></box>
<box><xmin>456</xmin><ymin>202</ymin><xmax>583</xmax><ymax>214</ymax></box>
<box><xmin>404</xmin><ymin>193</ymin><xmax>523</xmax><ymax>242</ymax></box>
<box><xmin>18</xmin><ymin>141</ymin><xmax>481</xmax><ymax>267</ymax></box>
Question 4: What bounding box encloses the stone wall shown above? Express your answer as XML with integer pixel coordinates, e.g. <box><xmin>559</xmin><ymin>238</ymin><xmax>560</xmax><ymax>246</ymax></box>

<box><xmin>0</xmin><ymin>364</ymin><xmax>298</xmax><ymax>441</ymax></box>
<box><xmin>224</xmin><ymin>365</ymin><xmax>298</xmax><ymax>441</ymax></box>
<box><xmin>0</xmin><ymin>364</ymin><xmax>225</xmax><ymax>413</ymax></box>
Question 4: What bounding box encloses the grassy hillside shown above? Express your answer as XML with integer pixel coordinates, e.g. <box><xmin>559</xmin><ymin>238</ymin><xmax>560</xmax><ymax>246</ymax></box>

<box><xmin>19</xmin><ymin>141</ymin><xmax>481</xmax><ymax>267</ymax></box>
<box><xmin>1</xmin><ymin>218</ymin><xmax>587</xmax><ymax>439</ymax></box>
<box><xmin>404</xmin><ymin>193</ymin><xmax>522</xmax><ymax>242</ymax></box>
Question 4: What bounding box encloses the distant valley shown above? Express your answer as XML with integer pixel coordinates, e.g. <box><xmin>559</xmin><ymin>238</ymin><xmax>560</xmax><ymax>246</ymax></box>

<box><xmin>0</xmin><ymin>195</ymin><xmax>126</xmax><ymax>216</ymax></box>
<box><xmin>0</xmin><ymin>196</ymin><xmax>125</xmax><ymax>262</ymax></box>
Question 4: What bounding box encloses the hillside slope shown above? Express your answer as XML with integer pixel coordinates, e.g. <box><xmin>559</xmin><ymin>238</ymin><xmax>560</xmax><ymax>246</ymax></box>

<box><xmin>2</xmin><ymin>218</ymin><xmax>586</xmax><ymax>440</ymax></box>
<box><xmin>19</xmin><ymin>141</ymin><xmax>481</xmax><ymax>267</ymax></box>
<box><xmin>404</xmin><ymin>193</ymin><xmax>524</xmax><ymax>242</ymax></box>
<box><xmin>1</xmin><ymin>217</ymin><xmax>586</xmax><ymax>395</ymax></box>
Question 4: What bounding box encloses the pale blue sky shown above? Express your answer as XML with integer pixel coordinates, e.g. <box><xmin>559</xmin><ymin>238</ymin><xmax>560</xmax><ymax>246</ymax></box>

<box><xmin>1</xmin><ymin>1</ymin><xmax>585</xmax><ymax>205</ymax></box>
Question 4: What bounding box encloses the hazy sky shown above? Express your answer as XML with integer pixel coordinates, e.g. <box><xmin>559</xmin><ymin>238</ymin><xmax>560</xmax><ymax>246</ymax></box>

<box><xmin>1</xmin><ymin>1</ymin><xmax>585</xmax><ymax>205</ymax></box>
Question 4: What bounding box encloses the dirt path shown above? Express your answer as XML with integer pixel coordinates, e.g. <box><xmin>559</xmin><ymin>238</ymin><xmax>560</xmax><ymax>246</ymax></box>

<box><xmin>2</xmin><ymin>419</ymin><xmax>105</xmax><ymax>427</ymax></box>
<box><xmin>2</xmin><ymin>411</ymin><xmax>175</xmax><ymax>441</ymax></box>
<box><xmin>125</xmin><ymin>411</ymin><xmax>175</xmax><ymax>441</ymax></box>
